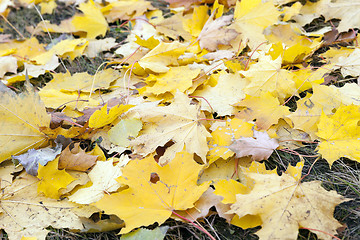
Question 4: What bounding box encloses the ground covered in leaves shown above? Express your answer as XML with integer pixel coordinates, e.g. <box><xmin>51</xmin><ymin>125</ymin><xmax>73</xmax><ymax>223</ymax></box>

<box><xmin>1</xmin><ymin>0</ymin><xmax>360</xmax><ymax>239</ymax></box>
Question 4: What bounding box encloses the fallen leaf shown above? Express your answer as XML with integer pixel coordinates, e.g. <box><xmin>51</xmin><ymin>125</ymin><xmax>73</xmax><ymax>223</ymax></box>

<box><xmin>13</xmin><ymin>144</ymin><xmax>62</xmax><ymax>176</ymax></box>
<box><xmin>108</xmin><ymin>118</ymin><xmax>142</xmax><ymax>147</ymax></box>
<box><xmin>0</xmin><ymin>171</ymin><xmax>89</xmax><ymax>240</ymax></box>
<box><xmin>69</xmin><ymin>157</ymin><xmax>128</xmax><ymax>204</ymax></box>
<box><xmin>129</xmin><ymin>91</ymin><xmax>211</xmax><ymax>165</ymax></box>
<box><xmin>0</xmin><ymin>81</ymin><xmax>50</xmax><ymax>163</ymax></box>
<box><xmin>229</xmin><ymin>130</ymin><xmax>279</xmax><ymax>161</ymax></box>
<box><xmin>94</xmin><ymin>151</ymin><xmax>210</xmax><ymax>234</ymax></box>
<box><xmin>58</xmin><ymin>143</ymin><xmax>98</xmax><ymax>171</ymax></box>
<box><xmin>198</xmin><ymin>13</ymin><xmax>238</xmax><ymax>51</ymax></box>
<box><xmin>89</xmin><ymin>103</ymin><xmax>134</xmax><ymax>129</ymax></box>
<box><xmin>316</xmin><ymin>105</ymin><xmax>360</xmax><ymax>166</ymax></box>
<box><xmin>228</xmin><ymin>161</ymin><xmax>349</xmax><ymax>239</ymax></box>
<box><xmin>0</xmin><ymin>56</ymin><xmax>17</xmax><ymax>78</ymax></box>
<box><xmin>37</xmin><ymin>157</ymin><xmax>76</xmax><ymax>199</ymax></box>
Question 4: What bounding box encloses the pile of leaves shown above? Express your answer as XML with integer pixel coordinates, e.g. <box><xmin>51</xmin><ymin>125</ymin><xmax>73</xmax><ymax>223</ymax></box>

<box><xmin>1</xmin><ymin>0</ymin><xmax>360</xmax><ymax>239</ymax></box>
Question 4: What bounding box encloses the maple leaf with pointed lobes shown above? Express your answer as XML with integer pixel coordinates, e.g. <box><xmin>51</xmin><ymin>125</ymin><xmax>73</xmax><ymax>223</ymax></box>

<box><xmin>0</xmin><ymin>81</ymin><xmax>50</xmax><ymax>163</ymax></box>
<box><xmin>207</xmin><ymin>118</ymin><xmax>254</xmax><ymax>164</ymax></box>
<box><xmin>228</xmin><ymin>161</ymin><xmax>350</xmax><ymax>240</ymax></box>
<box><xmin>89</xmin><ymin>103</ymin><xmax>134</xmax><ymax>129</ymax></box>
<box><xmin>229</xmin><ymin>130</ymin><xmax>279</xmax><ymax>161</ymax></box>
<box><xmin>138</xmin><ymin>41</ymin><xmax>186</xmax><ymax>73</ymax></box>
<box><xmin>232</xmin><ymin>0</ymin><xmax>281</xmax><ymax>49</ymax></box>
<box><xmin>94</xmin><ymin>152</ymin><xmax>210</xmax><ymax>234</ymax></box>
<box><xmin>69</xmin><ymin>157</ymin><xmax>129</xmax><ymax>204</ymax></box>
<box><xmin>0</xmin><ymin>171</ymin><xmax>91</xmax><ymax>240</ymax></box>
<box><xmin>144</xmin><ymin>65</ymin><xmax>200</xmax><ymax>95</ymax></box>
<box><xmin>37</xmin><ymin>157</ymin><xmax>76</xmax><ymax>199</ymax></box>
<box><xmin>316</xmin><ymin>105</ymin><xmax>360</xmax><ymax>166</ymax></box>
<box><xmin>288</xmin><ymin>84</ymin><xmax>341</xmax><ymax>139</ymax></box>
<box><xmin>241</xmin><ymin>55</ymin><xmax>297</xmax><ymax>100</ymax></box>
<box><xmin>198</xmin><ymin>12</ymin><xmax>238</xmax><ymax>51</ymax></box>
<box><xmin>129</xmin><ymin>91</ymin><xmax>211</xmax><ymax>165</ymax></box>
<box><xmin>194</xmin><ymin>71</ymin><xmax>247</xmax><ymax>116</ymax></box>
<box><xmin>234</xmin><ymin>91</ymin><xmax>290</xmax><ymax>130</ymax></box>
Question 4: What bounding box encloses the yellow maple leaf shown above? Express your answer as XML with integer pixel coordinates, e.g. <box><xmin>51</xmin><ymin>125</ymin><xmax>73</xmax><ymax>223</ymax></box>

<box><xmin>94</xmin><ymin>152</ymin><xmax>210</xmax><ymax>234</ymax></box>
<box><xmin>38</xmin><ymin>89</ymin><xmax>100</xmax><ymax>111</ymax></box>
<box><xmin>108</xmin><ymin>118</ymin><xmax>142</xmax><ymax>147</ymax></box>
<box><xmin>288</xmin><ymin>84</ymin><xmax>341</xmax><ymax>139</ymax></box>
<box><xmin>41</xmin><ymin>69</ymin><xmax>121</xmax><ymax>93</ymax></box>
<box><xmin>213</xmin><ymin>179</ymin><xmax>249</xmax><ymax>204</ymax></box>
<box><xmin>37</xmin><ymin>157</ymin><xmax>76</xmax><ymax>199</ymax></box>
<box><xmin>89</xmin><ymin>104</ymin><xmax>134</xmax><ymax>129</ymax></box>
<box><xmin>0</xmin><ymin>37</ymin><xmax>46</xmax><ymax>61</ymax></box>
<box><xmin>232</xmin><ymin>0</ymin><xmax>280</xmax><ymax>49</ymax></box>
<box><xmin>71</xmin><ymin>0</ymin><xmax>108</xmax><ymax>39</ymax></box>
<box><xmin>144</xmin><ymin>65</ymin><xmax>200</xmax><ymax>95</ymax></box>
<box><xmin>228</xmin><ymin>161</ymin><xmax>349</xmax><ymax>239</ymax></box>
<box><xmin>207</xmin><ymin>118</ymin><xmax>253</xmax><ymax>164</ymax></box>
<box><xmin>0</xmin><ymin>82</ymin><xmax>50</xmax><ymax>163</ymax></box>
<box><xmin>156</xmin><ymin>13</ymin><xmax>192</xmax><ymax>41</ymax></box>
<box><xmin>33</xmin><ymin>39</ymin><xmax>88</xmax><ymax>65</ymax></box>
<box><xmin>0</xmin><ymin>169</ymin><xmax>93</xmax><ymax>240</ymax></box>
<box><xmin>138</xmin><ymin>41</ymin><xmax>186</xmax><ymax>73</ymax></box>
<box><xmin>69</xmin><ymin>157</ymin><xmax>128</xmax><ymax>204</ymax></box>
<box><xmin>194</xmin><ymin>71</ymin><xmax>247</xmax><ymax>116</ymax></box>
<box><xmin>101</xmin><ymin>0</ymin><xmax>155</xmax><ymax>22</ymax></box>
<box><xmin>316</xmin><ymin>105</ymin><xmax>360</xmax><ymax>166</ymax></box>
<box><xmin>183</xmin><ymin>5</ymin><xmax>209</xmax><ymax>37</ymax></box>
<box><xmin>235</xmin><ymin>92</ymin><xmax>290</xmax><ymax>130</ymax></box>
<box><xmin>241</xmin><ymin>55</ymin><xmax>297</xmax><ymax>100</ymax></box>
<box><xmin>129</xmin><ymin>91</ymin><xmax>211</xmax><ymax>165</ymax></box>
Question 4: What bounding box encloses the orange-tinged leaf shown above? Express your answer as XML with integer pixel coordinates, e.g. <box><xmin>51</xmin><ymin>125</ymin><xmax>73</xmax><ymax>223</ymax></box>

<box><xmin>0</xmin><ymin>82</ymin><xmax>50</xmax><ymax>163</ymax></box>
<box><xmin>37</xmin><ymin>157</ymin><xmax>76</xmax><ymax>199</ymax></box>
<box><xmin>94</xmin><ymin>152</ymin><xmax>210</xmax><ymax>234</ymax></box>
<box><xmin>89</xmin><ymin>104</ymin><xmax>134</xmax><ymax>129</ymax></box>
<box><xmin>316</xmin><ymin>105</ymin><xmax>360</xmax><ymax>166</ymax></box>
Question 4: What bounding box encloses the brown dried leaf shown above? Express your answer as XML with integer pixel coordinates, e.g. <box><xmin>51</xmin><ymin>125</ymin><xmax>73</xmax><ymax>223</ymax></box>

<box><xmin>58</xmin><ymin>143</ymin><xmax>98</xmax><ymax>171</ymax></box>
